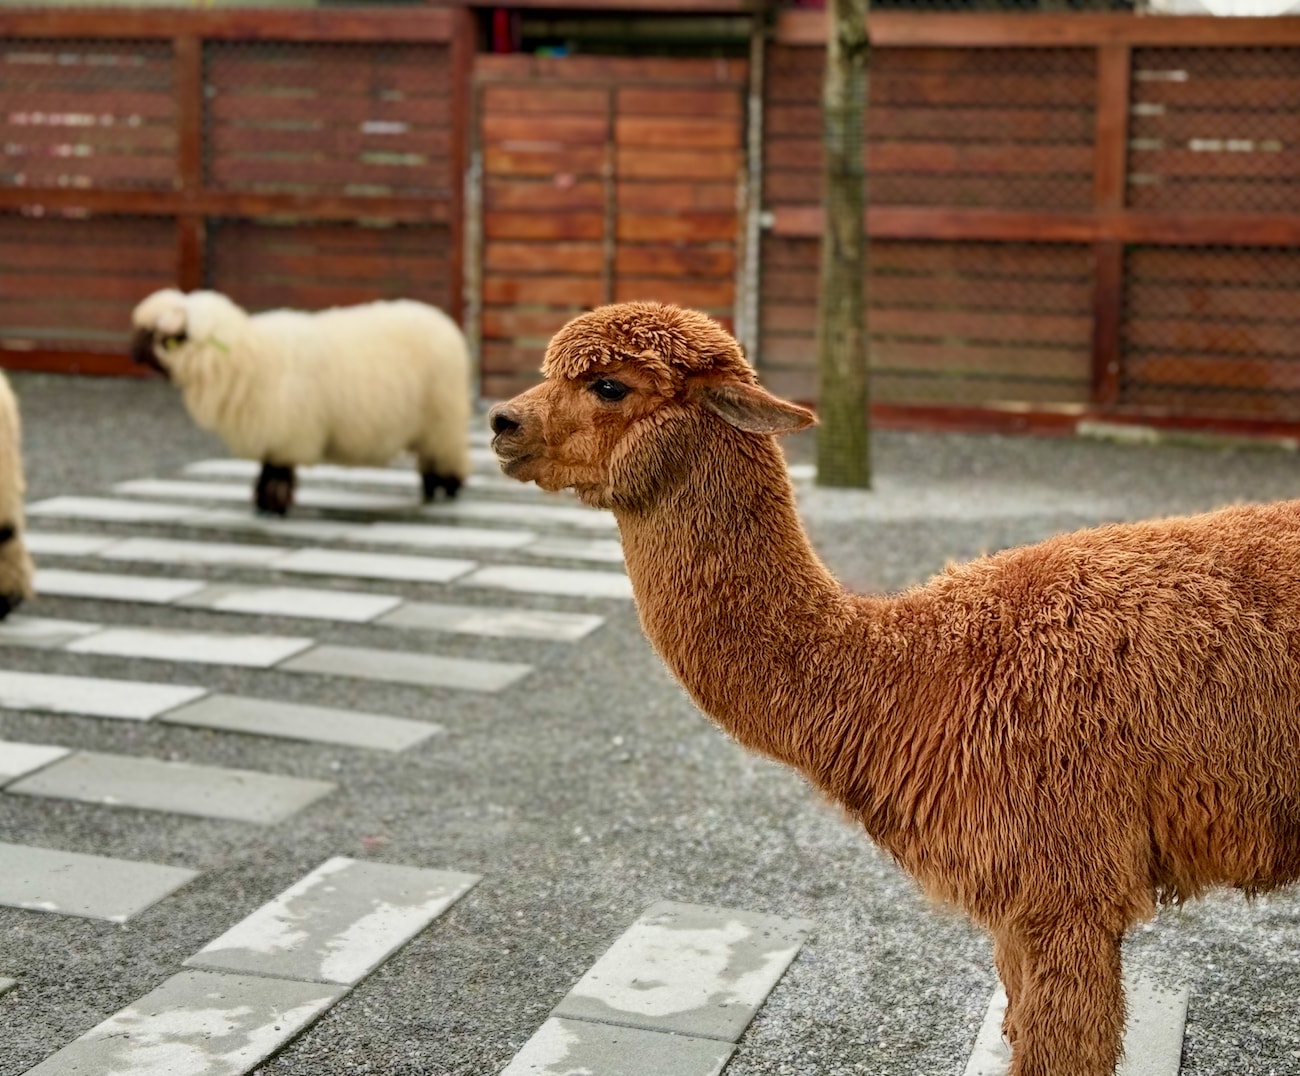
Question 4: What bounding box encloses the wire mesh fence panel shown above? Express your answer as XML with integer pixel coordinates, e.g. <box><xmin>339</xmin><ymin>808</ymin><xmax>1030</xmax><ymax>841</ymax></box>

<box><xmin>1121</xmin><ymin>245</ymin><xmax>1300</xmax><ymax>421</ymax></box>
<box><xmin>206</xmin><ymin>218</ymin><xmax>451</xmax><ymax>314</ymax></box>
<box><xmin>0</xmin><ymin>211</ymin><xmax>174</xmax><ymax>356</ymax></box>
<box><xmin>205</xmin><ymin>40</ymin><xmax>452</xmax><ymax>198</ymax></box>
<box><xmin>761</xmin><ymin>237</ymin><xmax>1094</xmax><ymax>406</ymax></box>
<box><xmin>764</xmin><ymin>44</ymin><xmax>1097</xmax><ymax>214</ymax></box>
<box><xmin>1129</xmin><ymin>48</ymin><xmax>1300</xmax><ymax>214</ymax></box>
<box><xmin>0</xmin><ymin>38</ymin><xmax>176</xmax><ymax>191</ymax></box>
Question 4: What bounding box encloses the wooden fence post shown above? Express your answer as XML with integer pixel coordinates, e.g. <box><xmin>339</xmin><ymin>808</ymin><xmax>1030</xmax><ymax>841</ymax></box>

<box><xmin>1090</xmin><ymin>41</ymin><xmax>1130</xmax><ymax>409</ymax></box>
<box><xmin>174</xmin><ymin>33</ymin><xmax>205</xmax><ymax>291</ymax></box>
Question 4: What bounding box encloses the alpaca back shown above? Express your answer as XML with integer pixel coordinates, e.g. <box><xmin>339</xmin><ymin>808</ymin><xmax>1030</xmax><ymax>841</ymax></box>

<box><xmin>904</xmin><ymin>499</ymin><xmax>1300</xmax><ymax>904</ymax></box>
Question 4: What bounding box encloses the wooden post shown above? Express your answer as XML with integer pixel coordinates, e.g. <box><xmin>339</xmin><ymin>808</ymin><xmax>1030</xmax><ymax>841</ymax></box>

<box><xmin>174</xmin><ymin>34</ymin><xmax>205</xmax><ymax>291</ymax></box>
<box><xmin>449</xmin><ymin>5</ymin><xmax>476</xmax><ymax>330</ymax></box>
<box><xmin>1090</xmin><ymin>42</ymin><xmax>1131</xmax><ymax>408</ymax></box>
<box><xmin>815</xmin><ymin>0</ymin><xmax>871</xmax><ymax>488</ymax></box>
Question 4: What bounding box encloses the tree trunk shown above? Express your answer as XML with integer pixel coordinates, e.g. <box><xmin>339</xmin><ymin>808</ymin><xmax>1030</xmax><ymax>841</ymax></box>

<box><xmin>815</xmin><ymin>0</ymin><xmax>871</xmax><ymax>488</ymax></box>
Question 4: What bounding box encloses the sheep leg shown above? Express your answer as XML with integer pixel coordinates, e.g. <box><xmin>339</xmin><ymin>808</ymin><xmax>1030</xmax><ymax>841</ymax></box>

<box><xmin>1007</xmin><ymin>921</ymin><xmax>1124</xmax><ymax>1076</ymax></box>
<box><xmin>254</xmin><ymin>463</ymin><xmax>296</xmax><ymax>516</ymax></box>
<box><xmin>0</xmin><ymin>524</ymin><xmax>29</xmax><ymax>620</ymax></box>
<box><xmin>420</xmin><ymin>468</ymin><xmax>462</xmax><ymax>502</ymax></box>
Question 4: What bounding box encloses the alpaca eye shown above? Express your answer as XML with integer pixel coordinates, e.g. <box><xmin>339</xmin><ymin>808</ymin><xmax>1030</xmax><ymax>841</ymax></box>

<box><xmin>0</xmin><ymin>525</ymin><xmax>12</xmax><ymax>544</ymax></box>
<box><xmin>591</xmin><ymin>378</ymin><xmax>630</xmax><ymax>402</ymax></box>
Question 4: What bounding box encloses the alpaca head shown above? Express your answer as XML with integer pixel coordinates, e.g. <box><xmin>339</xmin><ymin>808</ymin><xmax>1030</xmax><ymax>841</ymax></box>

<box><xmin>130</xmin><ymin>288</ymin><xmax>246</xmax><ymax>382</ymax></box>
<box><xmin>489</xmin><ymin>302</ymin><xmax>814</xmax><ymax>510</ymax></box>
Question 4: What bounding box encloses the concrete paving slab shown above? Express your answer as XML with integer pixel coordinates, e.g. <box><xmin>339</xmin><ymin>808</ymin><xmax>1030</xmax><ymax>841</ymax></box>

<box><xmin>377</xmin><ymin>602</ymin><xmax>604</xmax><ymax>641</ymax></box>
<box><xmin>66</xmin><ymin>627</ymin><xmax>316</xmax><ymax>668</ymax></box>
<box><xmin>179</xmin><ymin>584</ymin><xmax>402</xmax><ymax>624</ymax></box>
<box><xmin>499</xmin><ymin>1017</ymin><xmax>733</xmax><ymax>1076</ymax></box>
<box><xmin>523</xmin><ymin>536</ymin><xmax>625</xmax><ymax>564</ymax></box>
<box><xmin>183</xmin><ymin>510</ymin><xmax>359</xmax><ymax>542</ymax></box>
<box><xmin>0</xmin><ymin>741</ymin><xmax>71</xmax><ymax>786</ymax></box>
<box><xmin>272</xmin><ymin>548</ymin><xmax>477</xmax><ymax>584</ymax></box>
<box><xmin>22</xmin><ymin>532</ymin><xmax>122</xmax><ymax>557</ymax></box>
<box><xmin>963</xmin><ymin>977</ymin><xmax>1189</xmax><ymax>1076</ymax></box>
<box><xmin>186</xmin><ymin>856</ymin><xmax>480</xmax><ymax>985</ymax></box>
<box><xmin>282</xmin><ymin>644</ymin><xmax>532</xmax><ymax>692</ymax></box>
<box><xmin>100</xmin><ymin>536</ymin><xmax>287</xmax><ymax>567</ymax></box>
<box><xmin>460</xmin><ymin>565</ymin><xmax>634</xmax><ymax>601</ymax></box>
<box><xmin>35</xmin><ymin>568</ymin><xmax>208</xmax><ymax>605</ymax></box>
<box><xmin>553</xmin><ymin>901</ymin><xmax>813</xmax><ymax>1043</ymax></box>
<box><xmin>0</xmin><ymin>615</ymin><xmax>102</xmax><ymax>649</ymax></box>
<box><xmin>0</xmin><ymin>670</ymin><xmax>208</xmax><ymax>721</ymax></box>
<box><xmin>358</xmin><ymin>522</ymin><xmax>536</xmax><ymax>551</ymax></box>
<box><xmin>421</xmin><ymin>499</ymin><xmax>619</xmax><ymax>532</ymax></box>
<box><xmin>187</xmin><ymin>456</ymin><xmax>500</xmax><ymax>484</ymax></box>
<box><xmin>5</xmin><ymin>751</ymin><xmax>336</xmax><ymax>823</ymax></box>
<box><xmin>0</xmin><ymin>840</ymin><xmax>197</xmax><ymax>922</ymax></box>
<box><xmin>119</xmin><ymin>479</ymin><xmax>418</xmax><ymax>513</ymax></box>
<box><xmin>25</xmin><ymin>496</ymin><xmax>195</xmax><ymax>523</ymax></box>
<box><xmin>21</xmin><ymin>969</ymin><xmax>344</xmax><ymax>1076</ymax></box>
<box><xmin>162</xmin><ymin>693</ymin><xmax>442</xmax><ymax>752</ymax></box>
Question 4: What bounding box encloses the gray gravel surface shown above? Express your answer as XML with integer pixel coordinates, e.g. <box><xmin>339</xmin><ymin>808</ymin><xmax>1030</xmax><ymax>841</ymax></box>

<box><xmin>1</xmin><ymin>371</ymin><xmax>1298</xmax><ymax>1076</ymax></box>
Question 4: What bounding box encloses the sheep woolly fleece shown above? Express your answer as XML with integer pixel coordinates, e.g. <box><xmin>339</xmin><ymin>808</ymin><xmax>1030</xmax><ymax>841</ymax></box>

<box><xmin>130</xmin><ymin>288</ymin><xmax>470</xmax><ymax>477</ymax></box>
<box><xmin>490</xmin><ymin>301</ymin><xmax>1300</xmax><ymax>1076</ymax></box>
<box><xmin>0</xmin><ymin>369</ymin><xmax>34</xmax><ymax>614</ymax></box>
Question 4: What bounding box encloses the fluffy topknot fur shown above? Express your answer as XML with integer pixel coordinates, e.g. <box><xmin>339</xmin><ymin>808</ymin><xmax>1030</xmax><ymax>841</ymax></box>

<box><xmin>543</xmin><ymin>302</ymin><xmax>758</xmax><ymax>394</ymax></box>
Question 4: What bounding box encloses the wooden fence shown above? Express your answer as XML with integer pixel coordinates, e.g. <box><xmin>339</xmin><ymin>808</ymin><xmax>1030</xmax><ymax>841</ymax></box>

<box><xmin>0</xmin><ymin>7</ymin><xmax>471</xmax><ymax>375</ymax></box>
<box><xmin>765</xmin><ymin>12</ymin><xmax>1300</xmax><ymax>434</ymax></box>
<box><xmin>5</xmin><ymin>8</ymin><xmax>1300</xmax><ymax>438</ymax></box>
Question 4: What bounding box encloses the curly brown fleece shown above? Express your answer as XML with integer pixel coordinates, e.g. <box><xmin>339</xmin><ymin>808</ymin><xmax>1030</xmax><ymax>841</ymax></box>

<box><xmin>489</xmin><ymin>301</ymin><xmax>1300</xmax><ymax>1076</ymax></box>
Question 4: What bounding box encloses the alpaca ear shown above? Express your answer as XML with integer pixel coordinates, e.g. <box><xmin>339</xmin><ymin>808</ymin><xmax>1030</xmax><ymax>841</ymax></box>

<box><xmin>696</xmin><ymin>382</ymin><xmax>817</xmax><ymax>435</ymax></box>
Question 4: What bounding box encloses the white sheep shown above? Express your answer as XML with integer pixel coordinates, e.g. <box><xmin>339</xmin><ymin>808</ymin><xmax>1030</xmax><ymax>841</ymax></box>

<box><xmin>131</xmin><ymin>288</ymin><xmax>472</xmax><ymax>515</ymax></box>
<box><xmin>0</xmin><ymin>369</ymin><xmax>34</xmax><ymax>618</ymax></box>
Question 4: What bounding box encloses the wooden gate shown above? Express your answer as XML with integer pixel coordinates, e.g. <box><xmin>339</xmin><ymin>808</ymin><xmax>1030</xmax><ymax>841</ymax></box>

<box><xmin>473</xmin><ymin>53</ymin><xmax>749</xmax><ymax>399</ymax></box>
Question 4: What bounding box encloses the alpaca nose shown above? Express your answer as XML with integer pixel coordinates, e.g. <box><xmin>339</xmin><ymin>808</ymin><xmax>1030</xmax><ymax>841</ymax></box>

<box><xmin>489</xmin><ymin>405</ymin><xmax>521</xmax><ymax>437</ymax></box>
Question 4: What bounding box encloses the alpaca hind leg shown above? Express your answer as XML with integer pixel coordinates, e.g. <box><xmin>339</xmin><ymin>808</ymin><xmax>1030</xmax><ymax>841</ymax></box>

<box><xmin>1008</xmin><ymin>922</ymin><xmax>1124</xmax><ymax>1076</ymax></box>
<box><xmin>254</xmin><ymin>463</ymin><xmax>296</xmax><ymax>516</ymax></box>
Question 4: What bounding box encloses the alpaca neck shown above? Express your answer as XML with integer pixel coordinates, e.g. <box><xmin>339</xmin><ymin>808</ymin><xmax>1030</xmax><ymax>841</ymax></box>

<box><xmin>614</xmin><ymin>426</ymin><xmax>889</xmax><ymax>786</ymax></box>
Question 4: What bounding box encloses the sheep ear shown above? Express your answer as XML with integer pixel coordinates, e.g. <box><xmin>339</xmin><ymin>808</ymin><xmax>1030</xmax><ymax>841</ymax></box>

<box><xmin>696</xmin><ymin>382</ymin><xmax>817</xmax><ymax>435</ymax></box>
<box><xmin>155</xmin><ymin>304</ymin><xmax>188</xmax><ymax>337</ymax></box>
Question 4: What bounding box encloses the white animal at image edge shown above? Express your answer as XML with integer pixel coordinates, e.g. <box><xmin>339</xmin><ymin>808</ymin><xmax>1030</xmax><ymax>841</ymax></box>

<box><xmin>0</xmin><ymin>369</ymin><xmax>34</xmax><ymax>617</ymax></box>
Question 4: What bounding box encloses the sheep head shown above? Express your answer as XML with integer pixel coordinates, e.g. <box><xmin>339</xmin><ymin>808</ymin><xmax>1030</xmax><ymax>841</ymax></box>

<box><xmin>129</xmin><ymin>288</ymin><xmax>244</xmax><ymax>381</ymax></box>
<box><xmin>489</xmin><ymin>302</ymin><xmax>814</xmax><ymax>511</ymax></box>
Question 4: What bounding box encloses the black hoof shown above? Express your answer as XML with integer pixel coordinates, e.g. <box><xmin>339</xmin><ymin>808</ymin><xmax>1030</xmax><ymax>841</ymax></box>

<box><xmin>0</xmin><ymin>593</ymin><xmax>22</xmax><ymax>620</ymax></box>
<box><xmin>255</xmin><ymin>463</ymin><xmax>296</xmax><ymax>516</ymax></box>
<box><xmin>421</xmin><ymin>471</ymin><xmax>462</xmax><ymax>502</ymax></box>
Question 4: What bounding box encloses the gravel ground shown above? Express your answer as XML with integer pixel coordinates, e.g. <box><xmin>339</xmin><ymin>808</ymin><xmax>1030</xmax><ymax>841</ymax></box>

<box><xmin>1</xmin><ymin>370</ymin><xmax>1298</xmax><ymax>1076</ymax></box>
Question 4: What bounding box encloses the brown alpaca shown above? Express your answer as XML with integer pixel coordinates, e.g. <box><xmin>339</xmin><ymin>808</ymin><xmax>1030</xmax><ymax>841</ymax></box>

<box><xmin>489</xmin><ymin>302</ymin><xmax>1300</xmax><ymax>1076</ymax></box>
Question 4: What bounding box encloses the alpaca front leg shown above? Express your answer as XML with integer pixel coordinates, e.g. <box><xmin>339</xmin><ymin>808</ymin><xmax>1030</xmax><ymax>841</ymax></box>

<box><xmin>254</xmin><ymin>462</ymin><xmax>296</xmax><ymax>516</ymax></box>
<box><xmin>1008</xmin><ymin>923</ymin><xmax>1124</xmax><ymax>1076</ymax></box>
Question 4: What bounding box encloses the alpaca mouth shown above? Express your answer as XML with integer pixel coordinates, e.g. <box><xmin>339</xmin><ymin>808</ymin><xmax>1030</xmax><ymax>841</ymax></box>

<box><xmin>497</xmin><ymin>453</ymin><xmax>534</xmax><ymax>478</ymax></box>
